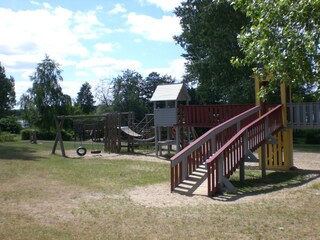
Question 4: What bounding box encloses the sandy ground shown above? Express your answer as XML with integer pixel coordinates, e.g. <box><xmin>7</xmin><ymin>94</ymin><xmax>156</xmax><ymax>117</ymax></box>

<box><xmin>65</xmin><ymin>149</ymin><xmax>320</xmax><ymax>208</ymax></box>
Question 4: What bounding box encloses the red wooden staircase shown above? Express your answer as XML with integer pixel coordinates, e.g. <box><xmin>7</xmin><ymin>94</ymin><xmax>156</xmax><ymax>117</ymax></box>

<box><xmin>170</xmin><ymin>105</ymin><xmax>283</xmax><ymax>196</ymax></box>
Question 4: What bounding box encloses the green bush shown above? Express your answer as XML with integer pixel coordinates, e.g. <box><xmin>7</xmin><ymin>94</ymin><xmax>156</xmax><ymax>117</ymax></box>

<box><xmin>305</xmin><ymin>130</ymin><xmax>320</xmax><ymax>144</ymax></box>
<box><xmin>21</xmin><ymin>129</ymin><xmax>37</xmax><ymax>140</ymax></box>
<box><xmin>36</xmin><ymin>131</ymin><xmax>55</xmax><ymax>140</ymax></box>
<box><xmin>0</xmin><ymin>132</ymin><xmax>16</xmax><ymax>142</ymax></box>
<box><xmin>0</xmin><ymin>116</ymin><xmax>22</xmax><ymax>134</ymax></box>
<box><xmin>21</xmin><ymin>128</ymin><xmax>73</xmax><ymax>141</ymax></box>
<box><xmin>62</xmin><ymin>130</ymin><xmax>73</xmax><ymax>141</ymax></box>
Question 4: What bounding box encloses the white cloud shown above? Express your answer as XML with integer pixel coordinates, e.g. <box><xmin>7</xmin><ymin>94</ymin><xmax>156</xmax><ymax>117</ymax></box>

<box><xmin>0</xmin><ymin>5</ymin><xmax>113</xmax><ymax>79</ymax></box>
<box><xmin>94</xmin><ymin>43</ymin><xmax>114</xmax><ymax>52</ymax></box>
<box><xmin>30</xmin><ymin>0</ymin><xmax>40</xmax><ymax>6</ymax></box>
<box><xmin>75</xmin><ymin>71</ymin><xmax>90</xmax><ymax>77</ymax></box>
<box><xmin>127</xmin><ymin>13</ymin><xmax>181</xmax><ymax>42</ymax></box>
<box><xmin>73</xmin><ymin>10</ymin><xmax>111</xmax><ymax>39</ymax></box>
<box><xmin>43</xmin><ymin>2</ymin><xmax>52</xmax><ymax>9</ymax></box>
<box><xmin>77</xmin><ymin>57</ymin><xmax>142</xmax><ymax>78</ymax></box>
<box><xmin>134</xmin><ymin>38</ymin><xmax>142</xmax><ymax>43</ymax></box>
<box><xmin>144</xmin><ymin>58</ymin><xmax>186</xmax><ymax>80</ymax></box>
<box><xmin>140</xmin><ymin>0</ymin><xmax>183</xmax><ymax>12</ymax></box>
<box><xmin>15</xmin><ymin>81</ymin><xmax>33</xmax><ymax>102</ymax></box>
<box><xmin>1</xmin><ymin>2</ymin><xmax>185</xmax><ymax>103</ymax></box>
<box><xmin>96</xmin><ymin>5</ymin><xmax>103</xmax><ymax>11</ymax></box>
<box><xmin>109</xmin><ymin>3</ymin><xmax>127</xmax><ymax>15</ymax></box>
<box><xmin>60</xmin><ymin>81</ymin><xmax>85</xmax><ymax>100</ymax></box>
<box><xmin>0</xmin><ymin>7</ymin><xmax>89</xmax><ymax>57</ymax></box>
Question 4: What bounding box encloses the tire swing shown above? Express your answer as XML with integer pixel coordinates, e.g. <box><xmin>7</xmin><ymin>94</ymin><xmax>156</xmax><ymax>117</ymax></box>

<box><xmin>76</xmin><ymin>146</ymin><xmax>87</xmax><ymax>156</ymax></box>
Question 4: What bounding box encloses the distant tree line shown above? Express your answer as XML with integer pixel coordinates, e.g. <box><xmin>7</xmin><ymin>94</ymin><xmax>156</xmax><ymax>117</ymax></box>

<box><xmin>0</xmin><ymin>55</ymin><xmax>177</xmax><ymax>137</ymax></box>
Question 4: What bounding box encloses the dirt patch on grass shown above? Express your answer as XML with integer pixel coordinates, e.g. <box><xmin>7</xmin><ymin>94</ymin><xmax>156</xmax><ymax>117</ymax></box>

<box><xmin>54</xmin><ymin>150</ymin><xmax>320</xmax><ymax>209</ymax></box>
<box><xmin>1</xmin><ymin>150</ymin><xmax>319</xmax><ymax>225</ymax></box>
<box><xmin>64</xmin><ymin>149</ymin><xmax>168</xmax><ymax>163</ymax></box>
<box><xmin>1</xmin><ymin>177</ymin><xmax>127</xmax><ymax>225</ymax></box>
<box><xmin>127</xmin><ymin>151</ymin><xmax>320</xmax><ymax>207</ymax></box>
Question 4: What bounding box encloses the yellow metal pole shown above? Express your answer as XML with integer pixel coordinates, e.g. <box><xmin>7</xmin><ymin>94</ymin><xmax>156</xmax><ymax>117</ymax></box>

<box><xmin>255</xmin><ymin>77</ymin><xmax>261</xmax><ymax>106</ymax></box>
<box><xmin>280</xmin><ymin>82</ymin><xmax>294</xmax><ymax>169</ymax></box>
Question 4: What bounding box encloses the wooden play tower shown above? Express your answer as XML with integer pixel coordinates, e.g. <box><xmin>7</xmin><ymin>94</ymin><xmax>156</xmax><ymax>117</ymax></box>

<box><xmin>168</xmin><ymin>78</ymin><xmax>320</xmax><ymax>196</ymax></box>
<box><xmin>150</xmin><ymin>83</ymin><xmax>191</xmax><ymax>157</ymax></box>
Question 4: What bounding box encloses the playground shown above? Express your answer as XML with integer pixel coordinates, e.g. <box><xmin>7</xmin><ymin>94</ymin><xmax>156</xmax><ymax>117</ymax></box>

<box><xmin>1</xmin><ymin>83</ymin><xmax>317</xmax><ymax>239</ymax></box>
<box><xmin>48</xmin><ymin>82</ymin><xmax>320</xmax><ymax>199</ymax></box>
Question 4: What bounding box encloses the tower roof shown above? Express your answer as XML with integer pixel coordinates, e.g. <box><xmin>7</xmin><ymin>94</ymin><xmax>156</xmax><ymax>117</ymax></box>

<box><xmin>150</xmin><ymin>83</ymin><xmax>191</xmax><ymax>102</ymax></box>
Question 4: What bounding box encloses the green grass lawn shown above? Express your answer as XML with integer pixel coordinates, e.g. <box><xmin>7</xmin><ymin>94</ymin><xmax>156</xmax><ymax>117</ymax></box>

<box><xmin>0</xmin><ymin>140</ymin><xmax>319</xmax><ymax>240</ymax></box>
<box><xmin>0</xmin><ymin>140</ymin><xmax>168</xmax><ymax>192</ymax></box>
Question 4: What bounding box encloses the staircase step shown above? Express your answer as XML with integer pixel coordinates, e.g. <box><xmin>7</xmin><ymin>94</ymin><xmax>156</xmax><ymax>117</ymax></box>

<box><xmin>183</xmin><ymin>179</ymin><xmax>197</xmax><ymax>185</ymax></box>
<box><xmin>173</xmin><ymin>164</ymin><xmax>208</xmax><ymax>196</ymax></box>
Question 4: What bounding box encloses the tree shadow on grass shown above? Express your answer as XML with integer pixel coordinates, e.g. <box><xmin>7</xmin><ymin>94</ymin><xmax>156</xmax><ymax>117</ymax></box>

<box><xmin>212</xmin><ymin>168</ymin><xmax>320</xmax><ymax>202</ymax></box>
<box><xmin>0</xmin><ymin>145</ymin><xmax>46</xmax><ymax>161</ymax></box>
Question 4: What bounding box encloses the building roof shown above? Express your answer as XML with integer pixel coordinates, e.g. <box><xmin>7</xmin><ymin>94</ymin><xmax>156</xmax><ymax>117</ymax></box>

<box><xmin>150</xmin><ymin>83</ymin><xmax>191</xmax><ymax>102</ymax></box>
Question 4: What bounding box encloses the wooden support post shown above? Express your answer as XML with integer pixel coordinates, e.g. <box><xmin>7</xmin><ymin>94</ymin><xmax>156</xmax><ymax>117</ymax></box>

<box><xmin>155</xmin><ymin>126</ymin><xmax>158</xmax><ymax>157</ymax></box>
<box><xmin>241</xmin><ymin>130</ymin><xmax>249</xmax><ymax>183</ymax></box>
<box><xmin>166</xmin><ymin>126</ymin><xmax>171</xmax><ymax>154</ymax></box>
<box><xmin>52</xmin><ymin>117</ymin><xmax>66</xmax><ymax>157</ymax></box>
<box><xmin>176</xmin><ymin>126</ymin><xmax>180</xmax><ymax>153</ymax></box>
<box><xmin>117</xmin><ymin>113</ymin><xmax>121</xmax><ymax>153</ymax></box>
<box><xmin>181</xmin><ymin>157</ymin><xmax>187</xmax><ymax>181</ymax></box>
<box><xmin>52</xmin><ymin>118</ymin><xmax>59</xmax><ymax>154</ymax></box>
<box><xmin>237</xmin><ymin>120</ymin><xmax>244</xmax><ymax>183</ymax></box>
<box><xmin>239</xmin><ymin>160</ymin><xmax>245</xmax><ymax>183</ymax></box>
<box><xmin>158</xmin><ymin>127</ymin><xmax>162</xmax><ymax>156</ymax></box>
<box><xmin>218</xmin><ymin>153</ymin><xmax>224</xmax><ymax>191</ymax></box>
<box><xmin>261</xmin><ymin>143</ymin><xmax>266</xmax><ymax>177</ymax></box>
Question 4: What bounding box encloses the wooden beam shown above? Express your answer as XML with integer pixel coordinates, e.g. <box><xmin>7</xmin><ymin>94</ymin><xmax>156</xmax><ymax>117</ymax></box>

<box><xmin>52</xmin><ymin>117</ymin><xmax>66</xmax><ymax>157</ymax></box>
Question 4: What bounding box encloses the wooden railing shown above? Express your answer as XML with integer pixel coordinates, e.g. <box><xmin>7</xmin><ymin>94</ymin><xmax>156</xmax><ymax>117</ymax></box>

<box><xmin>177</xmin><ymin>104</ymin><xmax>255</xmax><ymax>127</ymax></box>
<box><xmin>170</xmin><ymin>105</ymin><xmax>260</xmax><ymax>192</ymax></box>
<box><xmin>287</xmin><ymin>102</ymin><xmax>320</xmax><ymax>129</ymax></box>
<box><xmin>206</xmin><ymin>105</ymin><xmax>283</xmax><ymax>196</ymax></box>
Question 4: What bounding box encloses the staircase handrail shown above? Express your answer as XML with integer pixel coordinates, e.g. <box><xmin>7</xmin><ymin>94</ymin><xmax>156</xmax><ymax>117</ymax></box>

<box><xmin>206</xmin><ymin>104</ymin><xmax>283</xmax><ymax>196</ymax></box>
<box><xmin>170</xmin><ymin>105</ymin><xmax>261</xmax><ymax>191</ymax></box>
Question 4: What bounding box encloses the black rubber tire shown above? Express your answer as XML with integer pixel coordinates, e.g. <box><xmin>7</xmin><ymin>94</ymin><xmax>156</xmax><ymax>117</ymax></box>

<box><xmin>76</xmin><ymin>146</ymin><xmax>87</xmax><ymax>156</ymax></box>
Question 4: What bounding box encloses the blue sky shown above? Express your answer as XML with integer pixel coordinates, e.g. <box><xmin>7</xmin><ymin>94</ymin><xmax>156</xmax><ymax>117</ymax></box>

<box><xmin>0</xmin><ymin>0</ymin><xmax>185</xmax><ymax>103</ymax></box>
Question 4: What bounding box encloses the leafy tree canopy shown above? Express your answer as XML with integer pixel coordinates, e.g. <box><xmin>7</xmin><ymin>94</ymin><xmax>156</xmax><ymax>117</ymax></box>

<box><xmin>233</xmin><ymin>0</ymin><xmax>320</xmax><ymax>93</ymax></box>
<box><xmin>112</xmin><ymin>69</ymin><xmax>147</xmax><ymax>120</ymax></box>
<box><xmin>24</xmin><ymin>55</ymin><xmax>72</xmax><ymax>131</ymax></box>
<box><xmin>111</xmin><ymin>70</ymin><xmax>177</xmax><ymax>119</ymax></box>
<box><xmin>76</xmin><ymin>82</ymin><xmax>95</xmax><ymax>114</ymax></box>
<box><xmin>174</xmin><ymin>0</ymin><xmax>254</xmax><ymax>104</ymax></box>
<box><xmin>0</xmin><ymin>115</ymin><xmax>21</xmax><ymax>134</ymax></box>
<box><xmin>0</xmin><ymin>63</ymin><xmax>16</xmax><ymax>118</ymax></box>
<box><xmin>141</xmin><ymin>72</ymin><xmax>176</xmax><ymax>102</ymax></box>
